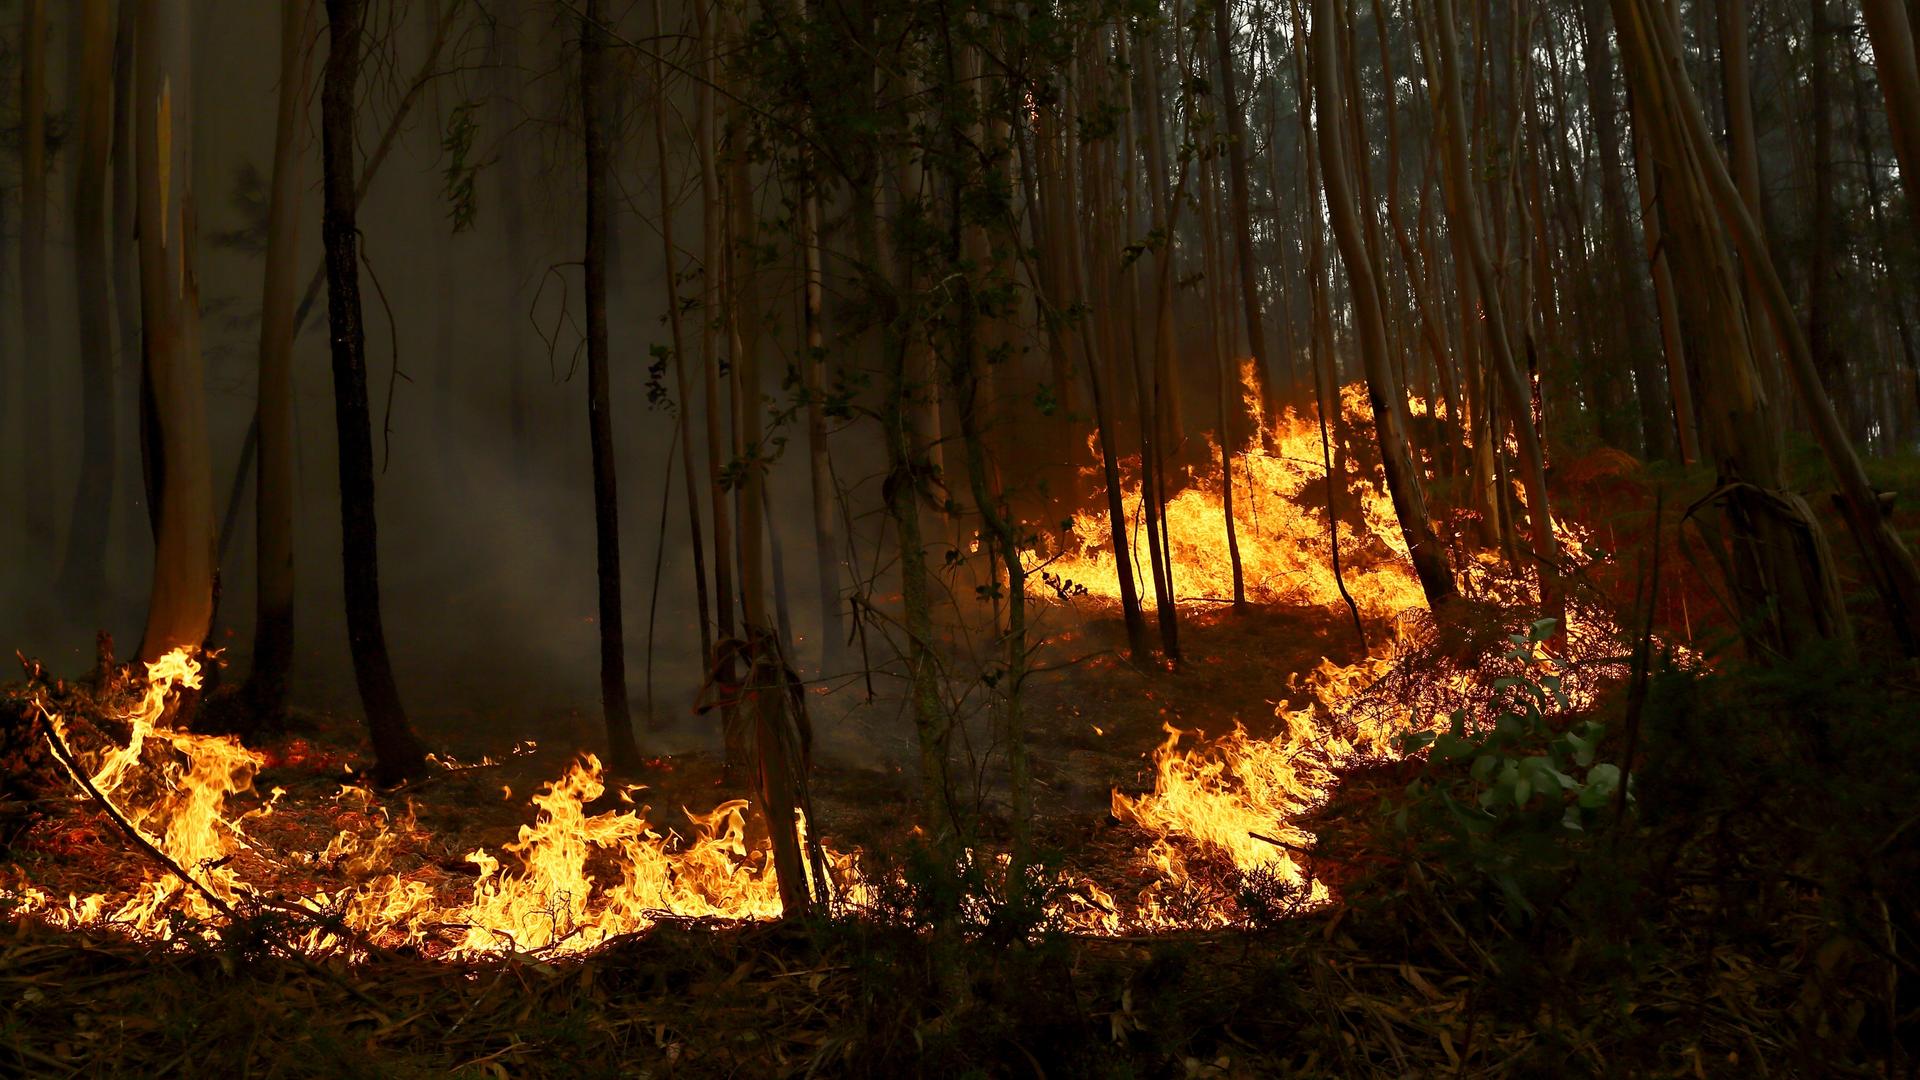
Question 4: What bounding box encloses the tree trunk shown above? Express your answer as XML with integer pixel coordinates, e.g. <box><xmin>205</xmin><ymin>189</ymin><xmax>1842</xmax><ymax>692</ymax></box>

<box><xmin>1583</xmin><ymin>0</ymin><xmax>1671</xmax><ymax>460</ymax></box>
<box><xmin>1063</xmin><ymin>59</ymin><xmax>1150</xmax><ymax>659</ymax></box>
<box><xmin>245</xmin><ymin>0</ymin><xmax>313</xmax><ymax>721</ymax></box>
<box><xmin>321</xmin><ymin>0</ymin><xmax>429</xmax><ymax>784</ymax></box>
<box><xmin>60</xmin><ymin>0</ymin><xmax>117</xmax><ymax>618</ymax></box>
<box><xmin>134</xmin><ymin>0</ymin><xmax>215</xmax><ymax>663</ymax></box>
<box><xmin>1807</xmin><ymin>0</ymin><xmax>1856</xmax><ymax>440</ymax></box>
<box><xmin>1195</xmin><ymin>13</ymin><xmax>1246</xmax><ymax>611</ymax></box>
<box><xmin>113</xmin><ymin>0</ymin><xmax>145</xmax><ymax>553</ymax></box>
<box><xmin>649</xmin><ymin>0</ymin><xmax>712</xmax><ymax>670</ymax></box>
<box><xmin>580</xmin><ymin>0</ymin><xmax>640</xmax><ymax>771</ymax></box>
<box><xmin>1214</xmin><ymin>0</ymin><xmax>1284</xmax><ymax>431</ymax></box>
<box><xmin>694</xmin><ymin>0</ymin><xmax>739</xmax><ymax>767</ymax></box>
<box><xmin>797</xmin><ymin>109</ymin><xmax>843</xmax><ymax>676</ymax></box>
<box><xmin>1424</xmin><ymin>0</ymin><xmax>1561</xmax><ymax>611</ymax></box>
<box><xmin>1860</xmin><ymin>0</ymin><xmax>1920</xmax><ymax>239</ymax></box>
<box><xmin>1312</xmin><ymin>0</ymin><xmax>1456</xmax><ymax>612</ymax></box>
<box><xmin>1612</xmin><ymin>0</ymin><xmax>1858</xmax><ymax>659</ymax></box>
<box><xmin>19</xmin><ymin>0</ymin><xmax>51</xmax><ymax>548</ymax></box>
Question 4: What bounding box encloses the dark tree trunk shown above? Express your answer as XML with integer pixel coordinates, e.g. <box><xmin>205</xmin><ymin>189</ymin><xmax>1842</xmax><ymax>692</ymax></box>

<box><xmin>60</xmin><ymin>0</ymin><xmax>117</xmax><ymax>618</ymax></box>
<box><xmin>246</xmin><ymin>0</ymin><xmax>312</xmax><ymax>722</ymax></box>
<box><xmin>580</xmin><ymin>0</ymin><xmax>640</xmax><ymax>771</ymax></box>
<box><xmin>20</xmin><ymin>0</ymin><xmax>51</xmax><ymax>549</ymax></box>
<box><xmin>113</xmin><ymin>0</ymin><xmax>145</xmax><ymax>550</ymax></box>
<box><xmin>321</xmin><ymin>0</ymin><xmax>428</xmax><ymax>785</ymax></box>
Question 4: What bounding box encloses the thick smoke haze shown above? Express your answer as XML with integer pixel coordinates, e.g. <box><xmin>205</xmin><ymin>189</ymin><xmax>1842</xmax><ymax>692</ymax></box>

<box><xmin>0</xmin><ymin>4</ymin><xmax>852</xmax><ymax>750</ymax></box>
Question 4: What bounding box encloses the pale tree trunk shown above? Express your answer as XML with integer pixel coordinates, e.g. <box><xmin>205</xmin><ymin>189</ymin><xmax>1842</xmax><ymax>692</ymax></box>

<box><xmin>1423</xmin><ymin>0</ymin><xmax>1560</xmax><ymax>608</ymax></box>
<box><xmin>1583</xmin><ymin>0</ymin><xmax>1672</xmax><ymax>461</ymax></box>
<box><xmin>1860</xmin><ymin>0</ymin><xmax>1920</xmax><ymax>240</ymax></box>
<box><xmin>650</xmin><ymin>0</ymin><xmax>712</xmax><ymax>668</ymax></box>
<box><xmin>1612</xmin><ymin>0</ymin><xmax>1855</xmax><ymax>659</ymax></box>
<box><xmin>134</xmin><ymin>0</ymin><xmax>215</xmax><ymax>663</ymax></box>
<box><xmin>20</xmin><ymin>0</ymin><xmax>51</xmax><ymax>548</ymax></box>
<box><xmin>1215</xmin><ymin>0</ymin><xmax>1284</xmax><ymax>432</ymax></box>
<box><xmin>60</xmin><ymin>0</ymin><xmax>117</xmax><ymax>618</ymax></box>
<box><xmin>580</xmin><ymin>0</ymin><xmax>640</xmax><ymax>771</ymax></box>
<box><xmin>1714</xmin><ymin>0</ymin><xmax>1785</xmax><ymax>430</ymax></box>
<box><xmin>245</xmin><ymin>0</ymin><xmax>314</xmax><ymax>720</ymax></box>
<box><xmin>1311</xmin><ymin>0</ymin><xmax>1456</xmax><ymax>612</ymax></box>
<box><xmin>321</xmin><ymin>0</ymin><xmax>429</xmax><ymax>783</ymax></box>
<box><xmin>1628</xmin><ymin>0</ymin><xmax>1920</xmax><ymax>654</ymax></box>
<box><xmin>1628</xmin><ymin>95</ymin><xmax>1699</xmax><ymax>463</ymax></box>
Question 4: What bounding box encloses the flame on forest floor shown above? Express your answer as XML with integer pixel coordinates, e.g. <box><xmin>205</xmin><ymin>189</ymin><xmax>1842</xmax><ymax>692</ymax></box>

<box><xmin>5</xmin><ymin>366</ymin><xmax>1635</xmax><ymax>951</ymax></box>
<box><xmin>1031</xmin><ymin>364</ymin><xmax>1630</xmax><ymax>932</ymax></box>
<box><xmin>7</xmin><ymin>650</ymin><xmax>864</xmax><ymax>959</ymax></box>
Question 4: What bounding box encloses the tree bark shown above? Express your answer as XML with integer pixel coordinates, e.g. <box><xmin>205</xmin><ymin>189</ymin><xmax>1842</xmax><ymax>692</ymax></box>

<box><xmin>20</xmin><ymin>0</ymin><xmax>51</xmax><ymax>548</ymax></box>
<box><xmin>321</xmin><ymin>0</ymin><xmax>429</xmax><ymax>783</ymax></box>
<box><xmin>60</xmin><ymin>0</ymin><xmax>117</xmax><ymax>618</ymax></box>
<box><xmin>134</xmin><ymin>0</ymin><xmax>215</xmax><ymax>663</ymax></box>
<box><xmin>245</xmin><ymin>0</ymin><xmax>314</xmax><ymax>721</ymax></box>
<box><xmin>649</xmin><ymin>0</ymin><xmax>712</xmax><ymax>671</ymax></box>
<box><xmin>1860</xmin><ymin>0</ymin><xmax>1920</xmax><ymax>240</ymax></box>
<box><xmin>1312</xmin><ymin>0</ymin><xmax>1456</xmax><ymax>612</ymax></box>
<box><xmin>1214</xmin><ymin>0</ymin><xmax>1284</xmax><ymax>431</ymax></box>
<box><xmin>1424</xmin><ymin>0</ymin><xmax>1561</xmax><ymax>610</ymax></box>
<box><xmin>1582</xmin><ymin>0</ymin><xmax>1671</xmax><ymax>460</ymax></box>
<box><xmin>580</xmin><ymin>0</ymin><xmax>641</xmax><ymax>771</ymax></box>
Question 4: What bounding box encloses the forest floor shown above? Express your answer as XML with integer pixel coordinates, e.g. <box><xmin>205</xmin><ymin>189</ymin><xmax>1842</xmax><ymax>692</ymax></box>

<box><xmin>2</xmin><ymin>448</ymin><xmax>1914</xmax><ymax>1076</ymax></box>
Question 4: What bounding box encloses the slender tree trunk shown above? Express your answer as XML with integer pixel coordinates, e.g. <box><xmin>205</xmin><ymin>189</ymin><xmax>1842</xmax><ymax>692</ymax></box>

<box><xmin>1215</xmin><ymin>0</ymin><xmax>1285</xmax><ymax>430</ymax></box>
<box><xmin>797</xmin><ymin>103</ymin><xmax>843</xmax><ymax>675</ymax></box>
<box><xmin>1063</xmin><ymin>60</ymin><xmax>1150</xmax><ymax>659</ymax></box>
<box><xmin>695</xmin><ymin>0</ymin><xmax>739</xmax><ymax>766</ymax></box>
<box><xmin>580</xmin><ymin>0</ymin><xmax>640</xmax><ymax>771</ymax></box>
<box><xmin>321</xmin><ymin>0</ymin><xmax>429</xmax><ymax>783</ymax></box>
<box><xmin>1583</xmin><ymin>0</ymin><xmax>1671</xmax><ymax>460</ymax></box>
<box><xmin>1860</xmin><ymin>0</ymin><xmax>1920</xmax><ymax>239</ymax></box>
<box><xmin>1628</xmin><ymin>95</ymin><xmax>1699</xmax><ymax>463</ymax></box>
<box><xmin>245</xmin><ymin>0</ymin><xmax>314</xmax><ymax>720</ymax></box>
<box><xmin>113</xmin><ymin>0</ymin><xmax>146</xmax><ymax>553</ymax></box>
<box><xmin>1312</xmin><ymin>0</ymin><xmax>1456</xmax><ymax>611</ymax></box>
<box><xmin>1425</xmin><ymin>0</ymin><xmax>1561</xmax><ymax>610</ymax></box>
<box><xmin>1614</xmin><ymin>0</ymin><xmax>1860</xmax><ymax>658</ymax></box>
<box><xmin>650</xmin><ymin>0</ymin><xmax>712</xmax><ymax>669</ymax></box>
<box><xmin>1808</xmin><ymin>0</ymin><xmax>1856</xmax><ymax>439</ymax></box>
<box><xmin>1121</xmin><ymin>24</ymin><xmax>1180</xmax><ymax>660</ymax></box>
<box><xmin>134</xmin><ymin>0</ymin><xmax>214</xmax><ymax>663</ymax></box>
<box><xmin>1714</xmin><ymin>0</ymin><xmax>1785</xmax><ymax>427</ymax></box>
<box><xmin>1195</xmin><ymin>14</ymin><xmax>1246</xmax><ymax>611</ymax></box>
<box><xmin>20</xmin><ymin>0</ymin><xmax>51</xmax><ymax>547</ymax></box>
<box><xmin>60</xmin><ymin>0</ymin><xmax>117</xmax><ymax>618</ymax></box>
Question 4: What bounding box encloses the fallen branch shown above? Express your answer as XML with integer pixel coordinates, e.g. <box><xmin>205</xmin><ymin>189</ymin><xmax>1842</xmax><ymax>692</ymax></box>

<box><xmin>42</xmin><ymin>712</ymin><xmax>240</xmax><ymax>923</ymax></box>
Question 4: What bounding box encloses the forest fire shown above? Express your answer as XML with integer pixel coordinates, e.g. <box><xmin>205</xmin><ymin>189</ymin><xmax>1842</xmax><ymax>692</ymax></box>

<box><xmin>10</xmin><ymin>650</ymin><xmax>865</xmax><ymax>959</ymax></box>
<box><xmin>7</xmin><ymin>0</ymin><xmax>1913</xmax><ymax>1067</ymax></box>
<box><xmin>3</xmin><ymin>377</ymin><xmax>1627</xmax><ymax>952</ymax></box>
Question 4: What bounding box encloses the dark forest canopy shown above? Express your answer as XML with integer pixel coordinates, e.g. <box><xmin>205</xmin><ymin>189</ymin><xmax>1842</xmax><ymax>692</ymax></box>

<box><xmin>0</xmin><ymin>0</ymin><xmax>1917</xmax><ymax>1073</ymax></box>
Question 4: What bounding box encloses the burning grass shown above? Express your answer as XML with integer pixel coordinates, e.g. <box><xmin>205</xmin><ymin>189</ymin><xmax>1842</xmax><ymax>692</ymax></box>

<box><xmin>7</xmin><ymin>378</ymin><xmax>1905</xmax><ymax>1072</ymax></box>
